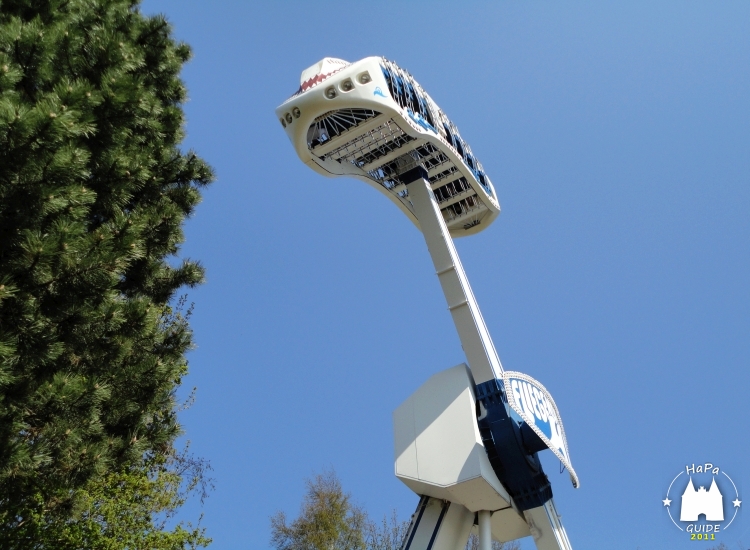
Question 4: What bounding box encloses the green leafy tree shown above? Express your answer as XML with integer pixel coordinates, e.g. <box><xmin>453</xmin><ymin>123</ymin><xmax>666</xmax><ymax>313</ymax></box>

<box><xmin>271</xmin><ymin>470</ymin><xmax>370</xmax><ymax>550</ymax></box>
<box><xmin>270</xmin><ymin>470</ymin><xmax>410</xmax><ymax>550</ymax></box>
<box><xmin>12</xmin><ymin>441</ymin><xmax>212</xmax><ymax>549</ymax></box>
<box><xmin>271</xmin><ymin>470</ymin><xmax>409</xmax><ymax>550</ymax></box>
<box><xmin>0</xmin><ymin>0</ymin><xmax>214</xmax><ymax>543</ymax></box>
<box><xmin>272</xmin><ymin>470</ymin><xmax>526</xmax><ymax>550</ymax></box>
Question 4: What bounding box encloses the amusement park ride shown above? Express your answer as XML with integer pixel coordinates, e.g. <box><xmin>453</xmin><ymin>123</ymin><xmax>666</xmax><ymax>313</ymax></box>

<box><xmin>276</xmin><ymin>57</ymin><xmax>579</xmax><ymax>550</ymax></box>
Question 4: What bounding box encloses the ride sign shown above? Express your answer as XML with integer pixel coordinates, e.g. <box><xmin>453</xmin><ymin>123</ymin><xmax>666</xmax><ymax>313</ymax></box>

<box><xmin>503</xmin><ymin>371</ymin><xmax>579</xmax><ymax>488</ymax></box>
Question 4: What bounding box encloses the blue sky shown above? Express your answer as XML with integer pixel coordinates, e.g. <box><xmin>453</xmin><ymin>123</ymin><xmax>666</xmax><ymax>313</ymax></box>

<box><xmin>140</xmin><ymin>2</ymin><xmax>750</xmax><ymax>549</ymax></box>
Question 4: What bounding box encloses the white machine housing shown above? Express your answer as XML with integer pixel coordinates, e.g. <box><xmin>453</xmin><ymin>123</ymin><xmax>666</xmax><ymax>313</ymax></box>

<box><xmin>275</xmin><ymin>57</ymin><xmax>500</xmax><ymax>237</ymax></box>
<box><xmin>394</xmin><ymin>363</ymin><xmax>531</xmax><ymax>543</ymax></box>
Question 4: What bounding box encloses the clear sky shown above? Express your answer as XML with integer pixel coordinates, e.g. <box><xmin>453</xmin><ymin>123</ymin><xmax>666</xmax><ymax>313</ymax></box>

<box><xmin>140</xmin><ymin>2</ymin><xmax>750</xmax><ymax>549</ymax></box>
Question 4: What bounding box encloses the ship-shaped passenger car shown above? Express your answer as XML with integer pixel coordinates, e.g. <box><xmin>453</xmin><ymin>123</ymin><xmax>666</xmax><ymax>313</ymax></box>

<box><xmin>275</xmin><ymin>57</ymin><xmax>500</xmax><ymax>237</ymax></box>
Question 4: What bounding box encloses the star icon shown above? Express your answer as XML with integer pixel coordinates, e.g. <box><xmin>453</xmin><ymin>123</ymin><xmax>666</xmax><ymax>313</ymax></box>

<box><xmin>663</xmin><ymin>497</ymin><xmax>672</xmax><ymax>507</ymax></box>
<box><xmin>733</xmin><ymin>498</ymin><xmax>741</xmax><ymax>508</ymax></box>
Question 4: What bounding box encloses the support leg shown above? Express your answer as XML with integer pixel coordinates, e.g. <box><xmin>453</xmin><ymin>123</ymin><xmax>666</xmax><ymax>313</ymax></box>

<box><xmin>401</xmin><ymin>496</ymin><xmax>474</xmax><ymax>550</ymax></box>
<box><xmin>478</xmin><ymin>510</ymin><xmax>492</xmax><ymax>550</ymax></box>
<box><xmin>524</xmin><ymin>500</ymin><xmax>574</xmax><ymax>550</ymax></box>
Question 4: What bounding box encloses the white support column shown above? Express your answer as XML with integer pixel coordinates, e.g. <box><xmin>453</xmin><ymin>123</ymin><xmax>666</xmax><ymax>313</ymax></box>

<box><xmin>478</xmin><ymin>510</ymin><xmax>492</xmax><ymax>550</ymax></box>
<box><xmin>406</xmin><ymin>170</ymin><xmax>503</xmax><ymax>384</ymax></box>
<box><xmin>524</xmin><ymin>500</ymin><xmax>574</xmax><ymax>550</ymax></box>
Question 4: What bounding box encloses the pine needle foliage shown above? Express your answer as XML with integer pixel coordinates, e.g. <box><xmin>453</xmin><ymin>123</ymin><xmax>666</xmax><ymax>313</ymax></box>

<box><xmin>0</xmin><ymin>0</ymin><xmax>214</xmax><ymax>539</ymax></box>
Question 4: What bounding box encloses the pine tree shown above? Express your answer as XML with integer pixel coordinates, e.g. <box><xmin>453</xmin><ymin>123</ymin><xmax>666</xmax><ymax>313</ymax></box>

<box><xmin>0</xmin><ymin>0</ymin><xmax>214</xmax><ymax>539</ymax></box>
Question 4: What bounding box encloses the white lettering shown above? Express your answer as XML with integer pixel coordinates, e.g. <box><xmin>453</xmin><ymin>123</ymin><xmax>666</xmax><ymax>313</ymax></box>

<box><xmin>531</xmin><ymin>387</ymin><xmax>543</xmax><ymax>421</ymax></box>
<box><xmin>535</xmin><ymin>388</ymin><xmax>548</xmax><ymax>423</ymax></box>
<box><xmin>511</xmin><ymin>380</ymin><xmax>522</xmax><ymax>412</ymax></box>
<box><xmin>521</xmin><ymin>382</ymin><xmax>535</xmax><ymax>420</ymax></box>
<box><xmin>518</xmin><ymin>381</ymin><xmax>528</xmax><ymax>414</ymax></box>
<box><xmin>686</xmin><ymin>464</ymin><xmax>695</xmax><ymax>475</ymax></box>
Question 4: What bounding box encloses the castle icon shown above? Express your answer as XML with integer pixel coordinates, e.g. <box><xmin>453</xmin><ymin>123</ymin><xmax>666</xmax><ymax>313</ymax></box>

<box><xmin>681</xmin><ymin>476</ymin><xmax>724</xmax><ymax>521</ymax></box>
